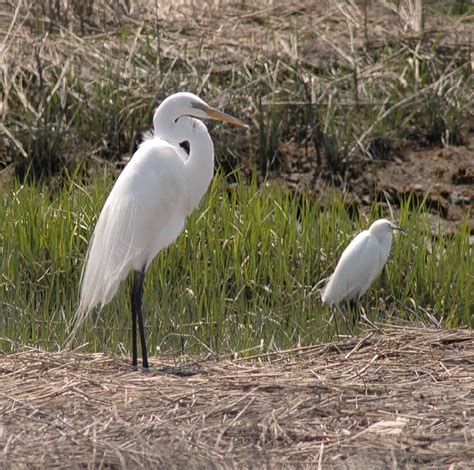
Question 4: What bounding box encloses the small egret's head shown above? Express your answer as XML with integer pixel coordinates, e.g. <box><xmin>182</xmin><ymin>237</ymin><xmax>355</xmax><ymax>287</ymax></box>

<box><xmin>369</xmin><ymin>219</ymin><xmax>405</xmax><ymax>240</ymax></box>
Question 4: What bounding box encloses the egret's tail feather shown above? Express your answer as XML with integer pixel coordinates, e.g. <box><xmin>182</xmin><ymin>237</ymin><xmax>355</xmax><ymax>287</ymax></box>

<box><xmin>65</xmin><ymin>189</ymin><xmax>141</xmax><ymax>349</ymax></box>
<box><xmin>64</xmin><ymin>305</ymin><xmax>90</xmax><ymax>349</ymax></box>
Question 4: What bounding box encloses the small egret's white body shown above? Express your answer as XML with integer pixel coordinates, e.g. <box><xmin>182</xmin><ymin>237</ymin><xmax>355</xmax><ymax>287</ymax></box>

<box><xmin>67</xmin><ymin>92</ymin><xmax>247</xmax><ymax>367</ymax></box>
<box><xmin>321</xmin><ymin>219</ymin><xmax>403</xmax><ymax>305</ymax></box>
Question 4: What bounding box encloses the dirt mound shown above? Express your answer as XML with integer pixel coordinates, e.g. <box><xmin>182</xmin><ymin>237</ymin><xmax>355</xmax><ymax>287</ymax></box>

<box><xmin>374</xmin><ymin>137</ymin><xmax>474</xmax><ymax>234</ymax></box>
<box><xmin>1</xmin><ymin>326</ymin><xmax>473</xmax><ymax>468</ymax></box>
<box><xmin>281</xmin><ymin>134</ymin><xmax>474</xmax><ymax>235</ymax></box>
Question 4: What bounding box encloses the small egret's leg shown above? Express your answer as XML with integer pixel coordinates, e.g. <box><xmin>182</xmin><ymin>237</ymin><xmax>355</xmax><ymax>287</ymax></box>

<box><xmin>331</xmin><ymin>310</ymin><xmax>340</xmax><ymax>340</ymax></box>
<box><xmin>349</xmin><ymin>298</ymin><xmax>360</xmax><ymax>327</ymax></box>
<box><xmin>131</xmin><ymin>279</ymin><xmax>138</xmax><ymax>368</ymax></box>
<box><xmin>133</xmin><ymin>267</ymin><xmax>149</xmax><ymax>369</ymax></box>
<box><xmin>339</xmin><ymin>304</ymin><xmax>352</xmax><ymax>334</ymax></box>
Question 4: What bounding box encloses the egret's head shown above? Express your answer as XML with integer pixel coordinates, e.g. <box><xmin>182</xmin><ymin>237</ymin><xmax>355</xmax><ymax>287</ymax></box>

<box><xmin>153</xmin><ymin>92</ymin><xmax>248</xmax><ymax>132</ymax></box>
<box><xmin>369</xmin><ymin>219</ymin><xmax>405</xmax><ymax>239</ymax></box>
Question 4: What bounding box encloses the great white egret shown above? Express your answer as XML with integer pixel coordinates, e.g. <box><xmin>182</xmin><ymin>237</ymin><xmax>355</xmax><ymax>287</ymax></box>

<box><xmin>321</xmin><ymin>219</ymin><xmax>404</xmax><ymax>308</ymax></box>
<box><xmin>67</xmin><ymin>92</ymin><xmax>248</xmax><ymax>368</ymax></box>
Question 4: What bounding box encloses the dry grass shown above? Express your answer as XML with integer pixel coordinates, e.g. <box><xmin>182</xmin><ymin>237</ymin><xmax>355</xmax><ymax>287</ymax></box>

<box><xmin>1</xmin><ymin>1</ymin><xmax>472</xmax><ymax>178</ymax></box>
<box><xmin>1</xmin><ymin>325</ymin><xmax>473</xmax><ymax>468</ymax></box>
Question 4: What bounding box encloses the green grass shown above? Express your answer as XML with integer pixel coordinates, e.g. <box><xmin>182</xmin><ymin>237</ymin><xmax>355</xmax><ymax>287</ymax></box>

<box><xmin>1</xmin><ymin>173</ymin><xmax>472</xmax><ymax>357</ymax></box>
<box><xmin>0</xmin><ymin>2</ymin><xmax>471</xmax><ymax>364</ymax></box>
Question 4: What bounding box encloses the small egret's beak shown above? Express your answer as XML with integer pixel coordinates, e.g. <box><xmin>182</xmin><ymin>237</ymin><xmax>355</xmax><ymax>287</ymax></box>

<box><xmin>390</xmin><ymin>224</ymin><xmax>406</xmax><ymax>234</ymax></box>
<box><xmin>205</xmin><ymin>105</ymin><xmax>249</xmax><ymax>129</ymax></box>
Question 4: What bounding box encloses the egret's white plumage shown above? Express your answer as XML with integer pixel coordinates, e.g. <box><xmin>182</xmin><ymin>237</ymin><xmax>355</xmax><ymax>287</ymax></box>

<box><xmin>321</xmin><ymin>219</ymin><xmax>404</xmax><ymax>305</ymax></box>
<box><xmin>78</xmin><ymin>112</ymin><xmax>213</xmax><ymax>314</ymax></box>
<box><xmin>67</xmin><ymin>92</ymin><xmax>247</xmax><ymax>366</ymax></box>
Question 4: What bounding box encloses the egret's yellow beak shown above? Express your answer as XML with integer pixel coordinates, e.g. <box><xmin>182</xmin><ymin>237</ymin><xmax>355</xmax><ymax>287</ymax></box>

<box><xmin>204</xmin><ymin>105</ymin><xmax>249</xmax><ymax>129</ymax></box>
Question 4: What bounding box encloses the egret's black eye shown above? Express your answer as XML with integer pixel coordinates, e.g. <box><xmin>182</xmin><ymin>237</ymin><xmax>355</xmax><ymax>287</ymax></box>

<box><xmin>179</xmin><ymin>140</ymin><xmax>190</xmax><ymax>155</ymax></box>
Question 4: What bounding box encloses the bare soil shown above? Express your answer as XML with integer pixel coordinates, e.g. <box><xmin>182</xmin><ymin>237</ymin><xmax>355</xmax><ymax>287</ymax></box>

<box><xmin>1</xmin><ymin>326</ymin><xmax>473</xmax><ymax>469</ymax></box>
<box><xmin>375</xmin><ymin>140</ymin><xmax>474</xmax><ymax>234</ymax></box>
<box><xmin>280</xmin><ymin>134</ymin><xmax>474</xmax><ymax>235</ymax></box>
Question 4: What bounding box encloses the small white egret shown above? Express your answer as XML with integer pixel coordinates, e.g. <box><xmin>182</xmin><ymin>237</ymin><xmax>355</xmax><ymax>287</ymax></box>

<box><xmin>67</xmin><ymin>92</ymin><xmax>248</xmax><ymax>368</ymax></box>
<box><xmin>321</xmin><ymin>219</ymin><xmax>405</xmax><ymax>309</ymax></box>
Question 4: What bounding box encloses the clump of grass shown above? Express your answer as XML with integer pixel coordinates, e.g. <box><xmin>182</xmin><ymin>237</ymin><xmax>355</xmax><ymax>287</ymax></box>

<box><xmin>1</xmin><ymin>172</ymin><xmax>472</xmax><ymax>356</ymax></box>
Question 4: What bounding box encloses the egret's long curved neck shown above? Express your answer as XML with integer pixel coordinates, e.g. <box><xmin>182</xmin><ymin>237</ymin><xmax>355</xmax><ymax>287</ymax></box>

<box><xmin>182</xmin><ymin>119</ymin><xmax>214</xmax><ymax>213</ymax></box>
<box><xmin>153</xmin><ymin>105</ymin><xmax>180</xmax><ymax>139</ymax></box>
<box><xmin>153</xmin><ymin>107</ymin><xmax>214</xmax><ymax>214</ymax></box>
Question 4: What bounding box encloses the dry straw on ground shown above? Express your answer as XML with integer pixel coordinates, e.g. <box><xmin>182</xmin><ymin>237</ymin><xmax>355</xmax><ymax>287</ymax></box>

<box><xmin>1</xmin><ymin>325</ymin><xmax>473</xmax><ymax>468</ymax></box>
<box><xmin>2</xmin><ymin>0</ymin><xmax>472</xmax><ymax>172</ymax></box>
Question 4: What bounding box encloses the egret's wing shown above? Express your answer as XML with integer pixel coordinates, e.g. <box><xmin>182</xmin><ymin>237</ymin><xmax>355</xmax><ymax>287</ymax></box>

<box><xmin>66</xmin><ymin>139</ymin><xmax>187</xmax><ymax>345</ymax></box>
<box><xmin>322</xmin><ymin>231</ymin><xmax>380</xmax><ymax>304</ymax></box>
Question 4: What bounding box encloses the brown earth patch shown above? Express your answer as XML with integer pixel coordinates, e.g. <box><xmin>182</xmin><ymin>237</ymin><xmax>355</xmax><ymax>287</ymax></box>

<box><xmin>375</xmin><ymin>137</ymin><xmax>474</xmax><ymax>234</ymax></box>
<box><xmin>279</xmin><ymin>134</ymin><xmax>474</xmax><ymax>235</ymax></box>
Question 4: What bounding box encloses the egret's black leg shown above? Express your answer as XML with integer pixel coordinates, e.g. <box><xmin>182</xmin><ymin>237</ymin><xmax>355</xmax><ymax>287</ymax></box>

<box><xmin>131</xmin><ymin>279</ymin><xmax>138</xmax><ymax>368</ymax></box>
<box><xmin>349</xmin><ymin>298</ymin><xmax>359</xmax><ymax>326</ymax></box>
<box><xmin>349</xmin><ymin>298</ymin><xmax>357</xmax><ymax>311</ymax></box>
<box><xmin>132</xmin><ymin>267</ymin><xmax>149</xmax><ymax>369</ymax></box>
<box><xmin>332</xmin><ymin>311</ymin><xmax>340</xmax><ymax>340</ymax></box>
